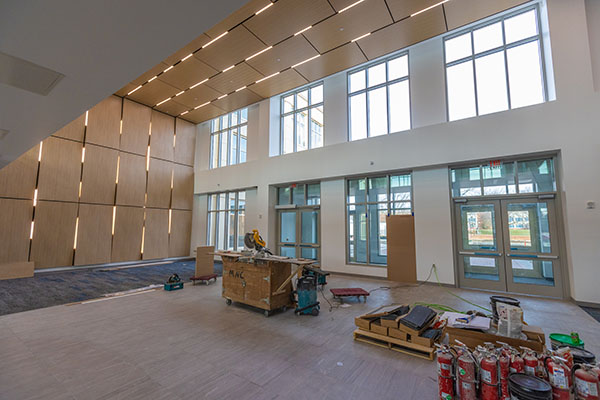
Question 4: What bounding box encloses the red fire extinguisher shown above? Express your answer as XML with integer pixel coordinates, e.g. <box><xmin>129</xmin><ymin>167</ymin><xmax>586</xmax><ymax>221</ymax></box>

<box><xmin>511</xmin><ymin>352</ymin><xmax>525</xmax><ymax>374</ymax></box>
<box><xmin>521</xmin><ymin>347</ymin><xmax>539</xmax><ymax>377</ymax></box>
<box><xmin>498</xmin><ymin>352</ymin><xmax>511</xmax><ymax>400</ymax></box>
<box><xmin>479</xmin><ymin>351</ymin><xmax>500</xmax><ymax>400</ymax></box>
<box><xmin>546</xmin><ymin>356</ymin><xmax>572</xmax><ymax>400</ymax></box>
<box><xmin>436</xmin><ymin>345</ymin><xmax>455</xmax><ymax>400</ymax></box>
<box><xmin>455</xmin><ymin>342</ymin><xmax>477</xmax><ymax>400</ymax></box>
<box><xmin>573</xmin><ymin>364</ymin><xmax>600</xmax><ymax>400</ymax></box>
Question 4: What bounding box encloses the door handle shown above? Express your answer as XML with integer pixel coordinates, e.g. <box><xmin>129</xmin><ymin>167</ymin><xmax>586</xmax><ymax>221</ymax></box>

<box><xmin>459</xmin><ymin>251</ymin><xmax>475</xmax><ymax>255</ymax></box>
<box><xmin>474</xmin><ymin>252</ymin><xmax>502</xmax><ymax>257</ymax></box>
<box><xmin>507</xmin><ymin>254</ymin><xmax>537</xmax><ymax>258</ymax></box>
<box><xmin>536</xmin><ymin>255</ymin><xmax>558</xmax><ymax>260</ymax></box>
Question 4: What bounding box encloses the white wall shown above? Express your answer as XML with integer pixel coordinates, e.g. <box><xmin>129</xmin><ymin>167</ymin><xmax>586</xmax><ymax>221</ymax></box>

<box><xmin>192</xmin><ymin>0</ymin><xmax>600</xmax><ymax>304</ymax></box>
<box><xmin>585</xmin><ymin>0</ymin><xmax>600</xmax><ymax>92</ymax></box>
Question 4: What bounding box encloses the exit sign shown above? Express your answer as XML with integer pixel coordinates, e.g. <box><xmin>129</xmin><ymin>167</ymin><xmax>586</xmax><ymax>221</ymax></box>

<box><xmin>489</xmin><ymin>160</ymin><xmax>502</xmax><ymax>168</ymax></box>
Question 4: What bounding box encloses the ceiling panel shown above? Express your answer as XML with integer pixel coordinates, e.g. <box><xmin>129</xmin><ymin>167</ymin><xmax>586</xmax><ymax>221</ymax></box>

<box><xmin>131</xmin><ymin>62</ymin><xmax>170</xmax><ymax>86</ymax></box>
<box><xmin>194</xmin><ymin>25</ymin><xmax>266</xmax><ymax>72</ymax></box>
<box><xmin>175</xmin><ymin>84</ymin><xmax>223</xmax><ymax>108</ymax></box>
<box><xmin>205</xmin><ymin>0</ymin><xmax>272</xmax><ymax>39</ymax></box>
<box><xmin>327</xmin><ymin>0</ymin><xmax>359</xmax><ymax>12</ymax></box>
<box><xmin>184</xmin><ymin>104</ymin><xmax>227</xmax><ymax>124</ymax></box>
<box><xmin>294</xmin><ymin>42</ymin><xmax>367</xmax><ymax>82</ymax></box>
<box><xmin>127</xmin><ymin>79</ymin><xmax>180</xmax><ymax>107</ymax></box>
<box><xmin>385</xmin><ymin>0</ymin><xmax>443</xmax><ymax>21</ymax></box>
<box><xmin>158</xmin><ymin>57</ymin><xmax>218</xmax><ymax>90</ymax></box>
<box><xmin>212</xmin><ymin>89</ymin><xmax>263</xmax><ymax>111</ymax></box>
<box><xmin>357</xmin><ymin>6</ymin><xmax>447</xmax><ymax>60</ymax></box>
<box><xmin>115</xmin><ymin>83</ymin><xmax>138</xmax><ymax>97</ymax></box>
<box><xmin>154</xmin><ymin>99</ymin><xmax>190</xmax><ymax>117</ymax></box>
<box><xmin>163</xmin><ymin>34</ymin><xmax>211</xmax><ymax>66</ymax></box>
<box><xmin>444</xmin><ymin>0</ymin><xmax>529</xmax><ymax>30</ymax></box>
<box><xmin>244</xmin><ymin>0</ymin><xmax>335</xmax><ymax>46</ymax></box>
<box><xmin>303</xmin><ymin>0</ymin><xmax>393</xmax><ymax>53</ymax></box>
<box><xmin>248</xmin><ymin>68</ymin><xmax>308</xmax><ymax>98</ymax></box>
<box><xmin>205</xmin><ymin>62</ymin><xmax>264</xmax><ymax>95</ymax></box>
<box><xmin>246</xmin><ymin>35</ymin><xmax>319</xmax><ymax>76</ymax></box>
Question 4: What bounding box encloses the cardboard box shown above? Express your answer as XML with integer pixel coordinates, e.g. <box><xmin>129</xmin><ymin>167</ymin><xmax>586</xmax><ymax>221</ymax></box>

<box><xmin>370</xmin><ymin>320</ymin><xmax>389</xmax><ymax>336</ymax></box>
<box><xmin>388</xmin><ymin>327</ymin><xmax>408</xmax><ymax>341</ymax></box>
<box><xmin>354</xmin><ymin>316</ymin><xmax>374</xmax><ymax>331</ymax></box>
<box><xmin>444</xmin><ymin>324</ymin><xmax>545</xmax><ymax>353</ymax></box>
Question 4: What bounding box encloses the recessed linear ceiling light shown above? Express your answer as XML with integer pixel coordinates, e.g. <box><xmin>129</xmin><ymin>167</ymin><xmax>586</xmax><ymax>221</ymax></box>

<box><xmin>351</xmin><ymin>32</ymin><xmax>371</xmax><ymax>42</ymax></box>
<box><xmin>411</xmin><ymin>0</ymin><xmax>449</xmax><ymax>16</ymax></box>
<box><xmin>180</xmin><ymin>110</ymin><xmax>189</xmax><ymax>115</ymax></box>
<box><xmin>217</xmin><ymin>94</ymin><xmax>228</xmax><ymax>100</ymax></box>
<box><xmin>294</xmin><ymin>26</ymin><xmax>312</xmax><ymax>36</ymax></box>
<box><xmin>190</xmin><ymin>78</ymin><xmax>209</xmax><ymax>89</ymax></box>
<box><xmin>163</xmin><ymin>66</ymin><xmax>174</xmax><ymax>73</ymax></box>
<box><xmin>255</xmin><ymin>71</ymin><xmax>280</xmax><ymax>83</ymax></box>
<box><xmin>202</xmin><ymin>31</ymin><xmax>228</xmax><ymax>49</ymax></box>
<box><xmin>255</xmin><ymin>3</ymin><xmax>273</xmax><ymax>15</ymax></box>
<box><xmin>175</xmin><ymin>91</ymin><xmax>185</xmax><ymax>97</ymax></box>
<box><xmin>291</xmin><ymin>54</ymin><xmax>320</xmax><ymax>69</ymax></box>
<box><xmin>156</xmin><ymin>97</ymin><xmax>171</xmax><ymax>106</ymax></box>
<box><xmin>222</xmin><ymin>65</ymin><xmax>235</xmax><ymax>73</ymax></box>
<box><xmin>338</xmin><ymin>0</ymin><xmax>364</xmax><ymax>13</ymax></box>
<box><xmin>181</xmin><ymin>53</ymin><xmax>194</xmax><ymax>62</ymax></box>
<box><xmin>194</xmin><ymin>101</ymin><xmax>211</xmax><ymax>109</ymax></box>
<box><xmin>148</xmin><ymin>76</ymin><xmax>157</xmax><ymax>82</ymax></box>
<box><xmin>235</xmin><ymin>86</ymin><xmax>247</xmax><ymax>92</ymax></box>
<box><xmin>128</xmin><ymin>85</ymin><xmax>142</xmax><ymax>95</ymax></box>
<box><xmin>246</xmin><ymin>46</ymin><xmax>273</xmax><ymax>61</ymax></box>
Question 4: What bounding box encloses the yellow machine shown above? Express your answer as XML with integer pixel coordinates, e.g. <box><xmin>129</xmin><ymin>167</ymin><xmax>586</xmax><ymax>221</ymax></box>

<box><xmin>243</xmin><ymin>229</ymin><xmax>272</xmax><ymax>255</ymax></box>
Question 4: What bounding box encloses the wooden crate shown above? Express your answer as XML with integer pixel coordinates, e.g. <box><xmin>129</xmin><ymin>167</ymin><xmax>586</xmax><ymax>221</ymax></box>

<box><xmin>445</xmin><ymin>325</ymin><xmax>546</xmax><ymax>353</ymax></box>
<box><xmin>221</xmin><ymin>256</ymin><xmax>294</xmax><ymax>313</ymax></box>
<box><xmin>353</xmin><ymin>329</ymin><xmax>435</xmax><ymax>361</ymax></box>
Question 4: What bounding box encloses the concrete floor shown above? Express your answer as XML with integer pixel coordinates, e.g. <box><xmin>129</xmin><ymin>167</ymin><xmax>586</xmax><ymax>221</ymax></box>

<box><xmin>1</xmin><ymin>274</ymin><xmax>598</xmax><ymax>400</ymax></box>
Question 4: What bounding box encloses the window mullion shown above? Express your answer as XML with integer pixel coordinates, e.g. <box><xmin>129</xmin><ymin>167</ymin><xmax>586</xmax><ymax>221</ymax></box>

<box><xmin>470</xmin><ymin>32</ymin><xmax>479</xmax><ymax>116</ymax></box>
<box><xmin>501</xmin><ymin>20</ymin><xmax>512</xmax><ymax>110</ymax></box>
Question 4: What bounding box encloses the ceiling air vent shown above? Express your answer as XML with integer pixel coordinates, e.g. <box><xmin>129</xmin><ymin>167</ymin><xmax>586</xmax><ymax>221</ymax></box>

<box><xmin>0</xmin><ymin>51</ymin><xmax>64</xmax><ymax>96</ymax></box>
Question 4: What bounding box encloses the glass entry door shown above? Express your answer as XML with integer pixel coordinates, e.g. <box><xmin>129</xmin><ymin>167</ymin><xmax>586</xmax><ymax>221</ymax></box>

<box><xmin>278</xmin><ymin>209</ymin><xmax>320</xmax><ymax>262</ymax></box>
<box><xmin>455</xmin><ymin>197</ymin><xmax>563</xmax><ymax>297</ymax></box>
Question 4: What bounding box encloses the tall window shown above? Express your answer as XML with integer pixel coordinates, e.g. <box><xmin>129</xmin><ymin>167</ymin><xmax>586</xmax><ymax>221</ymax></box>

<box><xmin>346</xmin><ymin>174</ymin><xmax>412</xmax><ymax>265</ymax></box>
<box><xmin>281</xmin><ymin>83</ymin><xmax>324</xmax><ymax>154</ymax></box>
<box><xmin>207</xmin><ymin>191</ymin><xmax>245</xmax><ymax>251</ymax></box>
<box><xmin>210</xmin><ymin>108</ymin><xmax>248</xmax><ymax>169</ymax></box>
<box><xmin>348</xmin><ymin>53</ymin><xmax>410</xmax><ymax>141</ymax></box>
<box><xmin>451</xmin><ymin>158</ymin><xmax>556</xmax><ymax>197</ymax></box>
<box><xmin>445</xmin><ymin>6</ymin><xmax>546</xmax><ymax>121</ymax></box>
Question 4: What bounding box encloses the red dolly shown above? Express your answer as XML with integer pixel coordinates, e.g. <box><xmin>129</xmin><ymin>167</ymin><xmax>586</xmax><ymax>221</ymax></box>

<box><xmin>330</xmin><ymin>288</ymin><xmax>369</xmax><ymax>303</ymax></box>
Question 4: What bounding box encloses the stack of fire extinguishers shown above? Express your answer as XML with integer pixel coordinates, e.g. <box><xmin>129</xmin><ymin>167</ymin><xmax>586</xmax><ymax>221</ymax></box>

<box><xmin>436</xmin><ymin>341</ymin><xmax>600</xmax><ymax>399</ymax></box>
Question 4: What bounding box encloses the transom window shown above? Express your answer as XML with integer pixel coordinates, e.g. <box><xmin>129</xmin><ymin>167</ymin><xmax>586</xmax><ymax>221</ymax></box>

<box><xmin>281</xmin><ymin>83</ymin><xmax>324</xmax><ymax>154</ymax></box>
<box><xmin>209</xmin><ymin>108</ymin><xmax>248</xmax><ymax>169</ymax></box>
<box><xmin>277</xmin><ymin>183</ymin><xmax>321</xmax><ymax>206</ymax></box>
<box><xmin>348</xmin><ymin>53</ymin><xmax>410</xmax><ymax>141</ymax></box>
<box><xmin>346</xmin><ymin>174</ymin><xmax>412</xmax><ymax>265</ymax></box>
<box><xmin>445</xmin><ymin>6</ymin><xmax>546</xmax><ymax>121</ymax></box>
<box><xmin>207</xmin><ymin>191</ymin><xmax>245</xmax><ymax>251</ymax></box>
<box><xmin>451</xmin><ymin>158</ymin><xmax>556</xmax><ymax>198</ymax></box>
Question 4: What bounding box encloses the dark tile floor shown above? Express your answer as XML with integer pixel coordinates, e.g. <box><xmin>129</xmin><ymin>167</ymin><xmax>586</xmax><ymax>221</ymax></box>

<box><xmin>581</xmin><ymin>306</ymin><xmax>600</xmax><ymax>323</ymax></box>
<box><xmin>0</xmin><ymin>260</ymin><xmax>223</xmax><ymax>316</ymax></box>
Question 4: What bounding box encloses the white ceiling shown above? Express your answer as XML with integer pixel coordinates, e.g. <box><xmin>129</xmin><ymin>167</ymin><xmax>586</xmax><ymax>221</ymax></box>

<box><xmin>0</xmin><ymin>0</ymin><xmax>248</xmax><ymax>169</ymax></box>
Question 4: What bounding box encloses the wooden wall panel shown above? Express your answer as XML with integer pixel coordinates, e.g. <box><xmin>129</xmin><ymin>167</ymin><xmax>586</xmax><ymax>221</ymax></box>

<box><xmin>111</xmin><ymin>206</ymin><xmax>144</xmax><ymax>262</ymax></box>
<box><xmin>37</xmin><ymin>137</ymin><xmax>83</xmax><ymax>202</ymax></box>
<box><xmin>0</xmin><ymin>262</ymin><xmax>34</xmax><ymax>280</ymax></box>
<box><xmin>0</xmin><ymin>144</ymin><xmax>39</xmax><ymax>199</ymax></box>
<box><xmin>147</xmin><ymin>158</ymin><xmax>173</xmax><ymax>209</ymax></box>
<box><xmin>150</xmin><ymin>111</ymin><xmax>175</xmax><ymax>161</ymax></box>
<box><xmin>172</xmin><ymin>164</ymin><xmax>194</xmax><ymax>210</ymax></box>
<box><xmin>174</xmin><ymin>118</ymin><xmax>196</xmax><ymax>166</ymax></box>
<box><xmin>386</xmin><ymin>215</ymin><xmax>417</xmax><ymax>283</ymax></box>
<box><xmin>30</xmin><ymin>201</ymin><xmax>78</xmax><ymax>269</ymax></box>
<box><xmin>86</xmin><ymin>95</ymin><xmax>122</xmax><ymax>148</ymax></box>
<box><xmin>74</xmin><ymin>204</ymin><xmax>113</xmax><ymax>266</ymax></box>
<box><xmin>115</xmin><ymin>152</ymin><xmax>146</xmax><ymax>207</ymax></box>
<box><xmin>80</xmin><ymin>144</ymin><xmax>118</xmax><ymax>205</ymax></box>
<box><xmin>121</xmin><ymin>99</ymin><xmax>151</xmax><ymax>155</ymax></box>
<box><xmin>53</xmin><ymin>114</ymin><xmax>85</xmax><ymax>142</ymax></box>
<box><xmin>143</xmin><ymin>208</ymin><xmax>169</xmax><ymax>260</ymax></box>
<box><xmin>169</xmin><ymin>210</ymin><xmax>192</xmax><ymax>257</ymax></box>
<box><xmin>444</xmin><ymin>0</ymin><xmax>529</xmax><ymax>31</ymax></box>
<box><xmin>0</xmin><ymin>199</ymin><xmax>33</xmax><ymax>264</ymax></box>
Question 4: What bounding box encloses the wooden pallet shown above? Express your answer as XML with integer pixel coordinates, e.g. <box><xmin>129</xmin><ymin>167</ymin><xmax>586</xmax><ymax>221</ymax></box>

<box><xmin>353</xmin><ymin>329</ymin><xmax>435</xmax><ymax>361</ymax></box>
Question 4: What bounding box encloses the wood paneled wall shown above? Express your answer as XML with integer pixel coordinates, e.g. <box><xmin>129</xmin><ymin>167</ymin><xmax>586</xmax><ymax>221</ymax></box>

<box><xmin>0</xmin><ymin>95</ymin><xmax>196</xmax><ymax>274</ymax></box>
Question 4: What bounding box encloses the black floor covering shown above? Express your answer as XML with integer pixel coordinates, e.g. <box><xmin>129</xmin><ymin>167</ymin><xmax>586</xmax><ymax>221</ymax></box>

<box><xmin>581</xmin><ymin>306</ymin><xmax>600</xmax><ymax>324</ymax></box>
<box><xmin>0</xmin><ymin>260</ymin><xmax>222</xmax><ymax>316</ymax></box>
